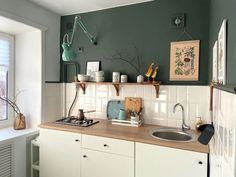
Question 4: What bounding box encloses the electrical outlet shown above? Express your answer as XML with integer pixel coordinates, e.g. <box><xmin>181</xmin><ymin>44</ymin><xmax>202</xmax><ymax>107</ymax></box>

<box><xmin>78</xmin><ymin>47</ymin><xmax>84</xmax><ymax>52</ymax></box>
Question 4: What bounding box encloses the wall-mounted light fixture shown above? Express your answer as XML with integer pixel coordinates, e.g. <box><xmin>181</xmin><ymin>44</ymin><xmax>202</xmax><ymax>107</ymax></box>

<box><xmin>171</xmin><ymin>13</ymin><xmax>185</xmax><ymax>29</ymax></box>
<box><xmin>62</xmin><ymin>15</ymin><xmax>97</xmax><ymax>61</ymax></box>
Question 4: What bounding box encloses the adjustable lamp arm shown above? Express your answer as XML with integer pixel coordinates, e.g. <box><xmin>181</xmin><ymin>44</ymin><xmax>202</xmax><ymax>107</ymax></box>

<box><xmin>70</xmin><ymin>15</ymin><xmax>97</xmax><ymax>45</ymax></box>
<box><xmin>62</xmin><ymin>15</ymin><xmax>97</xmax><ymax>61</ymax></box>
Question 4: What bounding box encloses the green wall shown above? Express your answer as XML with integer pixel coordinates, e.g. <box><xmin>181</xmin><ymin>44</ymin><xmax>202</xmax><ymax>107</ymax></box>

<box><xmin>209</xmin><ymin>0</ymin><xmax>236</xmax><ymax>85</ymax></box>
<box><xmin>61</xmin><ymin>0</ymin><xmax>210</xmax><ymax>84</ymax></box>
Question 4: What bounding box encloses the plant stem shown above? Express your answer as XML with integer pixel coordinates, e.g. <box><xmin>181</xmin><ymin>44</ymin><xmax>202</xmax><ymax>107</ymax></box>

<box><xmin>108</xmin><ymin>57</ymin><xmax>140</xmax><ymax>74</ymax></box>
<box><xmin>0</xmin><ymin>96</ymin><xmax>20</xmax><ymax>114</ymax></box>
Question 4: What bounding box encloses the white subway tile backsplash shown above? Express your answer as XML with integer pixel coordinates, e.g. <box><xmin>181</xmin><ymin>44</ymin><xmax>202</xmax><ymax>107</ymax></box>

<box><xmin>122</xmin><ymin>85</ymin><xmax>136</xmax><ymax>98</ymax></box>
<box><xmin>168</xmin><ymin>86</ymin><xmax>177</xmax><ymax>102</ymax></box>
<box><xmin>188</xmin><ymin>103</ymin><xmax>197</xmax><ymax>120</ymax></box>
<box><xmin>151</xmin><ymin>117</ymin><xmax>168</xmax><ymax>126</ymax></box>
<box><xmin>176</xmin><ymin>86</ymin><xmax>188</xmax><ymax>103</ymax></box>
<box><xmin>144</xmin><ymin>86</ymin><xmax>153</xmax><ymax>99</ymax></box>
<box><xmin>46</xmin><ymin>83</ymin><xmax>210</xmax><ymax>130</ymax></box>
<box><xmin>101</xmin><ymin>98</ymin><xmax>108</xmax><ymax>113</ymax></box>
<box><xmin>135</xmin><ymin>85</ymin><xmax>144</xmax><ymax>97</ymax></box>
<box><xmin>167</xmin><ymin>119</ymin><xmax>178</xmax><ymax>128</ymax></box>
<box><xmin>143</xmin><ymin>99</ymin><xmax>153</xmax><ymax>118</ymax></box>
<box><xmin>159</xmin><ymin>102</ymin><xmax>168</xmax><ymax>118</ymax></box>
<box><xmin>95</xmin><ymin>112</ymin><xmax>107</xmax><ymax>119</ymax></box>
<box><xmin>187</xmin><ymin>86</ymin><xmax>209</xmax><ymax>103</ymax></box>
<box><xmin>96</xmin><ymin>85</ymin><xmax>108</xmax><ymax>98</ymax></box>
<box><xmin>95</xmin><ymin>98</ymin><xmax>102</xmax><ymax>112</ymax></box>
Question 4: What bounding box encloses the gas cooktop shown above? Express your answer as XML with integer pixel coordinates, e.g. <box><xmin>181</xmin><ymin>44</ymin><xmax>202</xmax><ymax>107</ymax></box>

<box><xmin>55</xmin><ymin>117</ymin><xmax>99</xmax><ymax>127</ymax></box>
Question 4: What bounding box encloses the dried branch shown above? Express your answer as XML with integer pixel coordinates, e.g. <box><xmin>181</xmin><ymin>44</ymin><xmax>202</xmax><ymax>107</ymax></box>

<box><xmin>14</xmin><ymin>89</ymin><xmax>26</xmax><ymax>103</ymax></box>
<box><xmin>0</xmin><ymin>96</ymin><xmax>20</xmax><ymax>114</ymax></box>
<box><xmin>0</xmin><ymin>87</ymin><xmax>24</xmax><ymax>114</ymax></box>
<box><xmin>108</xmin><ymin>56</ymin><xmax>140</xmax><ymax>74</ymax></box>
<box><xmin>106</xmin><ymin>45</ymin><xmax>144</xmax><ymax>75</ymax></box>
<box><xmin>6</xmin><ymin>97</ymin><xmax>21</xmax><ymax>113</ymax></box>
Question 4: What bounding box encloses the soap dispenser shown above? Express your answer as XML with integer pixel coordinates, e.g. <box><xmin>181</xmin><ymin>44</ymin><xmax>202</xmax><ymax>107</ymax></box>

<box><xmin>195</xmin><ymin>117</ymin><xmax>203</xmax><ymax>131</ymax></box>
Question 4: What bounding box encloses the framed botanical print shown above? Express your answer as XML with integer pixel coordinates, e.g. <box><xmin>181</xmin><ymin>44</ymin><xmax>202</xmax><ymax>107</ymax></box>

<box><xmin>218</xmin><ymin>19</ymin><xmax>227</xmax><ymax>85</ymax></box>
<box><xmin>170</xmin><ymin>40</ymin><xmax>200</xmax><ymax>81</ymax></box>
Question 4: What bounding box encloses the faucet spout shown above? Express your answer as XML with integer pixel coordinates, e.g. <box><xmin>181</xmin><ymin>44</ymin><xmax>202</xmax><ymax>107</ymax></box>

<box><xmin>173</xmin><ymin>103</ymin><xmax>191</xmax><ymax>132</ymax></box>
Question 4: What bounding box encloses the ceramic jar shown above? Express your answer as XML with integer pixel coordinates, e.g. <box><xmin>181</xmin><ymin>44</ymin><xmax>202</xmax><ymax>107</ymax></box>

<box><xmin>112</xmin><ymin>72</ymin><xmax>120</xmax><ymax>83</ymax></box>
<box><xmin>137</xmin><ymin>75</ymin><xmax>144</xmax><ymax>83</ymax></box>
<box><xmin>121</xmin><ymin>75</ymin><xmax>128</xmax><ymax>83</ymax></box>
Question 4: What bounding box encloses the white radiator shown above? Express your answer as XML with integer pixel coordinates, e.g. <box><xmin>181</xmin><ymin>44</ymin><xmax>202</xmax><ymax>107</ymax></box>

<box><xmin>0</xmin><ymin>144</ymin><xmax>13</xmax><ymax>177</ymax></box>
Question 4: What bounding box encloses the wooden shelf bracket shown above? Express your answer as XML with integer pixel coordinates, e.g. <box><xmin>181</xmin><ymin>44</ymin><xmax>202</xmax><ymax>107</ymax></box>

<box><xmin>153</xmin><ymin>84</ymin><xmax>160</xmax><ymax>98</ymax></box>
<box><xmin>112</xmin><ymin>84</ymin><xmax>120</xmax><ymax>96</ymax></box>
<box><xmin>78</xmin><ymin>83</ymin><xmax>86</xmax><ymax>94</ymax></box>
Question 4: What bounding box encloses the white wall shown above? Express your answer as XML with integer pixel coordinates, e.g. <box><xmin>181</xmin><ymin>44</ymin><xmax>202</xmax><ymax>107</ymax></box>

<box><xmin>44</xmin><ymin>83</ymin><xmax>64</xmax><ymax>122</ymax></box>
<box><xmin>210</xmin><ymin>89</ymin><xmax>236</xmax><ymax>177</ymax></box>
<box><xmin>15</xmin><ymin>30</ymin><xmax>42</xmax><ymax>128</ymax></box>
<box><xmin>0</xmin><ymin>0</ymin><xmax>60</xmax><ymax>81</ymax></box>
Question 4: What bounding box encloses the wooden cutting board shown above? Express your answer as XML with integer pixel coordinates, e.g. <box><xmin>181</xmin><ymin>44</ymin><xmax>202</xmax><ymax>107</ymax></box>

<box><xmin>124</xmin><ymin>97</ymin><xmax>142</xmax><ymax>115</ymax></box>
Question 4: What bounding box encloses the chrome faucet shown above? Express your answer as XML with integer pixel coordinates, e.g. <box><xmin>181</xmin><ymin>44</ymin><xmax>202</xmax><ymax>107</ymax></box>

<box><xmin>173</xmin><ymin>103</ymin><xmax>191</xmax><ymax>132</ymax></box>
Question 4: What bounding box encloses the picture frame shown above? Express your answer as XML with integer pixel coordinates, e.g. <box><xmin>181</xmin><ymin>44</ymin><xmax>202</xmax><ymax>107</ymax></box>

<box><xmin>86</xmin><ymin>61</ymin><xmax>101</xmax><ymax>81</ymax></box>
<box><xmin>212</xmin><ymin>41</ymin><xmax>218</xmax><ymax>82</ymax></box>
<box><xmin>218</xmin><ymin>19</ymin><xmax>227</xmax><ymax>85</ymax></box>
<box><xmin>169</xmin><ymin>40</ymin><xmax>200</xmax><ymax>81</ymax></box>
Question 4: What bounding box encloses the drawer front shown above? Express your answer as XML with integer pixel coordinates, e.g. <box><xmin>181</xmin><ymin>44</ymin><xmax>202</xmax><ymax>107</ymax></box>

<box><xmin>40</xmin><ymin>128</ymin><xmax>82</xmax><ymax>143</ymax></box>
<box><xmin>82</xmin><ymin>134</ymin><xmax>134</xmax><ymax>157</ymax></box>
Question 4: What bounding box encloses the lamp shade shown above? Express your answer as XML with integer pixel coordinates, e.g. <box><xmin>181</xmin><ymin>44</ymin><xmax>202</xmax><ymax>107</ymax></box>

<box><xmin>62</xmin><ymin>41</ymin><xmax>77</xmax><ymax>61</ymax></box>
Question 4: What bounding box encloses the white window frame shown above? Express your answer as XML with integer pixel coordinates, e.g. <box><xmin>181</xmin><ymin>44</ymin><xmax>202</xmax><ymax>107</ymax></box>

<box><xmin>0</xmin><ymin>32</ymin><xmax>15</xmax><ymax>128</ymax></box>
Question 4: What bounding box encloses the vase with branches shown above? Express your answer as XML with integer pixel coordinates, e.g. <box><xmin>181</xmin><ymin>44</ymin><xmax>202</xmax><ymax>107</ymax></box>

<box><xmin>0</xmin><ymin>88</ymin><xmax>26</xmax><ymax>130</ymax></box>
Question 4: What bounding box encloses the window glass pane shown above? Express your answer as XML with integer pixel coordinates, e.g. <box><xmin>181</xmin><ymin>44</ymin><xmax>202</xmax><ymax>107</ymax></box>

<box><xmin>0</xmin><ymin>38</ymin><xmax>10</xmax><ymax>121</ymax></box>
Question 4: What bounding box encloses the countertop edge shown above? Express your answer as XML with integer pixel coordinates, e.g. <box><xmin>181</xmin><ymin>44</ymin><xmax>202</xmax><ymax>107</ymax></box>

<box><xmin>39</xmin><ymin>122</ymin><xmax>209</xmax><ymax>154</ymax></box>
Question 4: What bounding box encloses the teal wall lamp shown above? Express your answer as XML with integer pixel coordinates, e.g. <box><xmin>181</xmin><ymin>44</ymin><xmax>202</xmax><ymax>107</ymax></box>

<box><xmin>62</xmin><ymin>15</ymin><xmax>97</xmax><ymax>61</ymax></box>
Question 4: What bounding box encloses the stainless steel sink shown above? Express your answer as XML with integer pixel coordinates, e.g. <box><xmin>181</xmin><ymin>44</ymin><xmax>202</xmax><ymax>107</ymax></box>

<box><xmin>150</xmin><ymin>128</ymin><xmax>196</xmax><ymax>142</ymax></box>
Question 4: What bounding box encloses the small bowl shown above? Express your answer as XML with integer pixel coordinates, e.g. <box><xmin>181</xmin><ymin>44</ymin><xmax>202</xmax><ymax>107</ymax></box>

<box><xmin>77</xmin><ymin>74</ymin><xmax>90</xmax><ymax>82</ymax></box>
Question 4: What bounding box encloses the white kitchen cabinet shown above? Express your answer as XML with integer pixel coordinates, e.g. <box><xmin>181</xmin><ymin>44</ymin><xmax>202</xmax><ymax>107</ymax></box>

<box><xmin>135</xmin><ymin>142</ymin><xmax>208</xmax><ymax>177</ymax></box>
<box><xmin>40</xmin><ymin>129</ymin><xmax>81</xmax><ymax>177</ymax></box>
<box><xmin>81</xmin><ymin>148</ymin><xmax>134</xmax><ymax>177</ymax></box>
<box><xmin>81</xmin><ymin>134</ymin><xmax>134</xmax><ymax>177</ymax></box>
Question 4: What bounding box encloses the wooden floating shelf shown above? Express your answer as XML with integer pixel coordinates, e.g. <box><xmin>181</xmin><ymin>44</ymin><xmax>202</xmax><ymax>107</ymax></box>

<box><xmin>74</xmin><ymin>81</ymin><xmax>161</xmax><ymax>98</ymax></box>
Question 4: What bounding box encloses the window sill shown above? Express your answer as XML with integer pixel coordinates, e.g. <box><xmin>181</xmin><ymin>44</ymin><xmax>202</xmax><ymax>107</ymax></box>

<box><xmin>0</xmin><ymin>127</ymin><xmax>39</xmax><ymax>144</ymax></box>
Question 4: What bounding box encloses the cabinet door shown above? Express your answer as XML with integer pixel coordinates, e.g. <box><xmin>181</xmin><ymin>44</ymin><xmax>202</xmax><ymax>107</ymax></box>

<box><xmin>40</xmin><ymin>129</ymin><xmax>81</xmax><ymax>177</ymax></box>
<box><xmin>136</xmin><ymin>143</ymin><xmax>207</xmax><ymax>177</ymax></box>
<box><xmin>81</xmin><ymin>148</ymin><xmax>134</xmax><ymax>177</ymax></box>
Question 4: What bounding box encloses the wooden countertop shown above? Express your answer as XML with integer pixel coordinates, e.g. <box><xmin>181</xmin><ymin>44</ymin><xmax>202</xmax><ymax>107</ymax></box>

<box><xmin>40</xmin><ymin>120</ymin><xmax>209</xmax><ymax>153</ymax></box>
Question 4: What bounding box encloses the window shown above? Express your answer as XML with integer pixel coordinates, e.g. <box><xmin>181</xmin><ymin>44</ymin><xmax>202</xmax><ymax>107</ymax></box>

<box><xmin>0</xmin><ymin>32</ymin><xmax>14</xmax><ymax>122</ymax></box>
